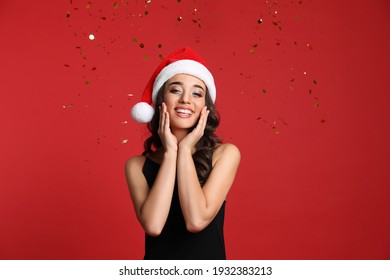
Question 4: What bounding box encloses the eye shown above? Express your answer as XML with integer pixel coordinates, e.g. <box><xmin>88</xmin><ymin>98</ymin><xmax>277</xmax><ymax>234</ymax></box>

<box><xmin>193</xmin><ymin>92</ymin><xmax>203</xmax><ymax>97</ymax></box>
<box><xmin>170</xmin><ymin>88</ymin><xmax>182</xmax><ymax>94</ymax></box>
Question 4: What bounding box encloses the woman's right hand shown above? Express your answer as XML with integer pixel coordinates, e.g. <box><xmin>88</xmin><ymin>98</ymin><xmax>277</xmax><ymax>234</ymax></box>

<box><xmin>158</xmin><ymin>103</ymin><xmax>178</xmax><ymax>153</ymax></box>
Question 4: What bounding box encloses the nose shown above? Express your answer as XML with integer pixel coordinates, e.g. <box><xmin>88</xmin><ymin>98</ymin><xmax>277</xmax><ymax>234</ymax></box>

<box><xmin>179</xmin><ymin>91</ymin><xmax>191</xmax><ymax>104</ymax></box>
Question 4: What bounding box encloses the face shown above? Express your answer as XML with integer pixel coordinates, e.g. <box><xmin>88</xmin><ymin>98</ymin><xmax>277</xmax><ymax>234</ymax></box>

<box><xmin>163</xmin><ymin>74</ymin><xmax>206</xmax><ymax>130</ymax></box>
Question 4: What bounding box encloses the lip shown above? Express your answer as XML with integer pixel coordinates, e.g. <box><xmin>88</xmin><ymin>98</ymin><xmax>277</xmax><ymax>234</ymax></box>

<box><xmin>174</xmin><ymin>106</ymin><xmax>194</xmax><ymax>119</ymax></box>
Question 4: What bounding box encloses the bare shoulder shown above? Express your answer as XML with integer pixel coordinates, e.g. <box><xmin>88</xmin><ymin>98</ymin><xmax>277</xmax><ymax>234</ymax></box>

<box><xmin>212</xmin><ymin>143</ymin><xmax>241</xmax><ymax>166</ymax></box>
<box><xmin>125</xmin><ymin>155</ymin><xmax>146</xmax><ymax>174</ymax></box>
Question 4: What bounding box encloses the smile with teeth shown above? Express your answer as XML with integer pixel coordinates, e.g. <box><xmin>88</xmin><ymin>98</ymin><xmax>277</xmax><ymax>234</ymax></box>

<box><xmin>175</xmin><ymin>108</ymin><xmax>194</xmax><ymax>118</ymax></box>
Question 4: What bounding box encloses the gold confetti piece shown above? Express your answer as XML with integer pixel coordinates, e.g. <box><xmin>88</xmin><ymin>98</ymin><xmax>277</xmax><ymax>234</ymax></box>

<box><xmin>144</xmin><ymin>55</ymin><xmax>149</xmax><ymax>60</ymax></box>
<box><xmin>89</xmin><ymin>34</ymin><xmax>95</xmax><ymax>40</ymax></box>
<box><xmin>114</xmin><ymin>2</ymin><xmax>119</xmax><ymax>9</ymax></box>
<box><xmin>145</xmin><ymin>0</ymin><xmax>152</xmax><ymax>4</ymax></box>
<box><xmin>132</xmin><ymin>38</ymin><xmax>138</xmax><ymax>43</ymax></box>
<box><xmin>62</xmin><ymin>103</ymin><xmax>74</xmax><ymax>109</ymax></box>
<box><xmin>85</xmin><ymin>80</ymin><xmax>90</xmax><ymax>85</ymax></box>
<box><xmin>128</xmin><ymin>93</ymin><xmax>134</xmax><ymax>97</ymax></box>
<box><xmin>177</xmin><ymin>16</ymin><xmax>183</xmax><ymax>21</ymax></box>
<box><xmin>158</xmin><ymin>54</ymin><xmax>163</xmax><ymax>59</ymax></box>
<box><xmin>314</xmin><ymin>102</ymin><xmax>319</xmax><ymax>108</ymax></box>
<box><xmin>258</xmin><ymin>19</ymin><xmax>263</xmax><ymax>24</ymax></box>
<box><xmin>121</xmin><ymin>121</ymin><xmax>128</xmax><ymax>124</ymax></box>
<box><xmin>272</xmin><ymin>121</ymin><xmax>280</xmax><ymax>134</ymax></box>
<box><xmin>121</xmin><ymin>139</ymin><xmax>128</xmax><ymax>144</ymax></box>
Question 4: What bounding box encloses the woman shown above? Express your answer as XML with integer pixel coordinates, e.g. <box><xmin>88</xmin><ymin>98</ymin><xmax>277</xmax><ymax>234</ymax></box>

<box><xmin>125</xmin><ymin>47</ymin><xmax>240</xmax><ymax>259</ymax></box>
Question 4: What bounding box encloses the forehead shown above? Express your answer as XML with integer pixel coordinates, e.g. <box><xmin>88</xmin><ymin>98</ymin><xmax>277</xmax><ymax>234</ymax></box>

<box><xmin>166</xmin><ymin>74</ymin><xmax>206</xmax><ymax>88</ymax></box>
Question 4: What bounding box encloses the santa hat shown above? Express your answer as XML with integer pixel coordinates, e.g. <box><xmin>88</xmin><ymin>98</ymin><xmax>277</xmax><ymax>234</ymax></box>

<box><xmin>131</xmin><ymin>47</ymin><xmax>216</xmax><ymax>123</ymax></box>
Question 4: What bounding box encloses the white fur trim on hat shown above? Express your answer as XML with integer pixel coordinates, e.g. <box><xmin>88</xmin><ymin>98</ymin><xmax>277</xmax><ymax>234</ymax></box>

<box><xmin>152</xmin><ymin>59</ymin><xmax>216</xmax><ymax>103</ymax></box>
<box><xmin>131</xmin><ymin>102</ymin><xmax>155</xmax><ymax>123</ymax></box>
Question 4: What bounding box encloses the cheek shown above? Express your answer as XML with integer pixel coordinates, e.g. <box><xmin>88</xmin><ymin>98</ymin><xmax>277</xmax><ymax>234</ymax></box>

<box><xmin>196</xmin><ymin>99</ymin><xmax>206</xmax><ymax>110</ymax></box>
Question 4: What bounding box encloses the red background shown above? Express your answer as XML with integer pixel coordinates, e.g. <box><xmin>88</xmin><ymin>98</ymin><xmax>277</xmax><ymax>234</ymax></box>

<box><xmin>0</xmin><ymin>0</ymin><xmax>389</xmax><ymax>259</ymax></box>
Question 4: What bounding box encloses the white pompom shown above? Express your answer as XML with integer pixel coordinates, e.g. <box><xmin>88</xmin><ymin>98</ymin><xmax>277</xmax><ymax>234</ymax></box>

<box><xmin>131</xmin><ymin>102</ymin><xmax>155</xmax><ymax>123</ymax></box>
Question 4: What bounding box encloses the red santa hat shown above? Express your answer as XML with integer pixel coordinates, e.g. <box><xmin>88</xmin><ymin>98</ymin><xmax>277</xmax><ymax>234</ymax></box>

<box><xmin>131</xmin><ymin>47</ymin><xmax>216</xmax><ymax>123</ymax></box>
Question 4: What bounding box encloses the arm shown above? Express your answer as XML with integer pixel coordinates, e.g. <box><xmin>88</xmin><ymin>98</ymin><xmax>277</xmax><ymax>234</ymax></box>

<box><xmin>177</xmin><ymin>143</ymin><xmax>240</xmax><ymax>232</ymax></box>
<box><xmin>177</xmin><ymin>108</ymin><xmax>241</xmax><ymax>232</ymax></box>
<box><xmin>125</xmin><ymin>103</ymin><xmax>178</xmax><ymax>236</ymax></box>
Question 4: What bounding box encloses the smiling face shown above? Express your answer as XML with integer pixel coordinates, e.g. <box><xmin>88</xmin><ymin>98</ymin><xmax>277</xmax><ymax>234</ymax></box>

<box><xmin>163</xmin><ymin>74</ymin><xmax>207</xmax><ymax>130</ymax></box>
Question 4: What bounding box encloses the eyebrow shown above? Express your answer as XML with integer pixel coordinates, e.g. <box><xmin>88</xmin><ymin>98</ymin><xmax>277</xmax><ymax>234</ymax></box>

<box><xmin>167</xmin><ymin>81</ymin><xmax>205</xmax><ymax>92</ymax></box>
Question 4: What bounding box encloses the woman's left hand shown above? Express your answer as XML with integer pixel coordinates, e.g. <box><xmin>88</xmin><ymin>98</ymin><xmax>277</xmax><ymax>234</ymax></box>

<box><xmin>179</xmin><ymin>106</ymin><xmax>209</xmax><ymax>152</ymax></box>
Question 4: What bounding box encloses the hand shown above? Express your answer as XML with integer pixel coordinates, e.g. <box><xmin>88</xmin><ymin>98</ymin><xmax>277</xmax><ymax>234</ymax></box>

<box><xmin>179</xmin><ymin>106</ymin><xmax>209</xmax><ymax>152</ymax></box>
<box><xmin>158</xmin><ymin>103</ymin><xmax>178</xmax><ymax>153</ymax></box>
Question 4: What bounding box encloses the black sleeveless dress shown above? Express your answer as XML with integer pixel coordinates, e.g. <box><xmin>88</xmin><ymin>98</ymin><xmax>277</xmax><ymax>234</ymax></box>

<box><xmin>142</xmin><ymin>157</ymin><xmax>226</xmax><ymax>260</ymax></box>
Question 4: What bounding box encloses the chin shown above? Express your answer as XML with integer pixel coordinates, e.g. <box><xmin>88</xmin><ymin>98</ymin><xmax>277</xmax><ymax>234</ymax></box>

<box><xmin>170</xmin><ymin>115</ymin><xmax>198</xmax><ymax>129</ymax></box>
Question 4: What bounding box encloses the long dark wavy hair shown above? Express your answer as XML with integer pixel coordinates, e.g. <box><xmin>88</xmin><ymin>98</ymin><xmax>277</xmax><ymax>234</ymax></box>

<box><xmin>142</xmin><ymin>84</ymin><xmax>221</xmax><ymax>186</ymax></box>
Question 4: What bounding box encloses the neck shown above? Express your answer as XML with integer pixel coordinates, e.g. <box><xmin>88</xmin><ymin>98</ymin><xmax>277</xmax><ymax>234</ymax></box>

<box><xmin>171</xmin><ymin>127</ymin><xmax>190</xmax><ymax>143</ymax></box>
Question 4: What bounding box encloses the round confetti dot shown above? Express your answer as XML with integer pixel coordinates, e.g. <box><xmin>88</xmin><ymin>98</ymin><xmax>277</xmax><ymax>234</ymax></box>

<box><xmin>177</xmin><ymin>16</ymin><xmax>183</xmax><ymax>21</ymax></box>
<box><xmin>89</xmin><ymin>34</ymin><xmax>95</xmax><ymax>40</ymax></box>
<box><xmin>258</xmin><ymin>19</ymin><xmax>263</xmax><ymax>24</ymax></box>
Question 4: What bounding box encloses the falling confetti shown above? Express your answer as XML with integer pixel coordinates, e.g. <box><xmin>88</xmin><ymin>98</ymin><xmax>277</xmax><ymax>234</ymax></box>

<box><xmin>313</xmin><ymin>80</ymin><xmax>317</xmax><ymax>85</ymax></box>
<box><xmin>132</xmin><ymin>38</ymin><xmax>138</xmax><ymax>43</ymax></box>
<box><xmin>121</xmin><ymin>139</ymin><xmax>128</xmax><ymax>144</ymax></box>
<box><xmin>262</xmin><ymin>89</ymin><xmax>267</xmax><ymax>94</ymax></box>
<box><xmin>249</xmin><ymin>44</ymin><xmax>258</xmax><ymax>54</ymax></box>
<box><xmin>89</xmin><ymin>34</ymin><xmax>95</xmax><ymax>40</ymax></box>
<box><xmin>62</xmin><ymin>103</ymin><xmax>74</xmax><ymax>109</ymax></box>
<box><xmin>85</xmin><ymin>80</ymin><xmax>90</xmax><ymax>85</ymax></box>
<box><xmin>258</xmin><ymin>19</ymin><xmax>263</xmax><ymax>24</ymax></box>
<box><xmin>66</xmin><ymin>11</ymin><xmax>71</xmax><ymax>18</ymax></box>
<box><xmin>114</xmin><ymin>2</ymin><xmax>119</xmax><ymax>9</ymax></box>
<box><xmin>140</xmin><ymin>43</ymin><xmax>145</xmax><ymax>48</ymax></box>
<box><xmin>177</xmin><ymin>16</ymin><xmax>183</xmax><ymax>21</ymax></box>
<box><xmin>272</xmin><ymin>121</ymin><xmax>280</xmax><ymax>134</ymax></box>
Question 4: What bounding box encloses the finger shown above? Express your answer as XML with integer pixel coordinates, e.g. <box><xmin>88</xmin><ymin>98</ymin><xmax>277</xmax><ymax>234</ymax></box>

<box><xmin>159</xmin><ymin>105</ymin><xmax>164</xmax><ymax>133</ymax></box>
<box><xmin>162</xmin><ymin>103</ymin><xmax>168</xmax><ymax>131</ymax></box>
<box><xmin>165</xmin><ymin>111</ymin><xmax>170</xmax><ymax>131</ymax></box>
<box><xmin>199</xmin><ymin>107</ymin><xmax>209</xmax><ymax>129</ymax></box>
